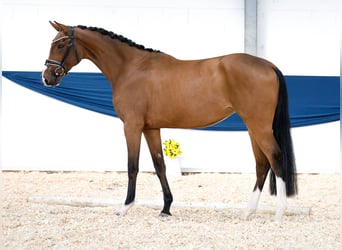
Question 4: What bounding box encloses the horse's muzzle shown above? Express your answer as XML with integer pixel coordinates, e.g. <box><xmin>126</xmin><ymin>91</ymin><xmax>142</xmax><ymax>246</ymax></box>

<box><xmin>42</xmin><ymin>68</ymin><xmax>61</xmax><ymax>87</ymax></box>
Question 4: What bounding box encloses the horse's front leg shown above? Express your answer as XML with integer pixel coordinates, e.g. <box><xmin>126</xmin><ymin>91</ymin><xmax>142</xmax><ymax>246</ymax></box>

<box><xmin>116</xmin><ymin>123</ymin><xmax>143</xmax><ymax>216</ymax></box>
<box><xmin>143</xmin><ymin>129</ymin><xmax>173</xmax><ymax>216</ymax></box>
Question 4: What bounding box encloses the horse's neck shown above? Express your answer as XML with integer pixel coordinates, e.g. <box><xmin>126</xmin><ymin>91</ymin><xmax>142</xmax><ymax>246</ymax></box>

<box><xmin>76</xmin><ymin>29</ymin><xmax>142</xmax><ymax>83</ymax></box>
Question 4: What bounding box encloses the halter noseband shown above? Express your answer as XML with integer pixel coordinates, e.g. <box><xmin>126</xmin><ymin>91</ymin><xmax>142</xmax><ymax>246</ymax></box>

<box><xmin>45</xmin><ymin>26</ymin><xmax>79</xmax><ymax>77</ymax></box>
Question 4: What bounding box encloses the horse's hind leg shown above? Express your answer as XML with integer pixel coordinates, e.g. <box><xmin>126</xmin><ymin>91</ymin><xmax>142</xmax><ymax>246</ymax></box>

<box><xmin>143</xmin><ymin>129</ymin><xmax>173</xmax><ymax>216</ymax></box>
<box><xmin>244</xmin><ymin>134</ymin><xmax>270</xmax><ymax>220</ymax></box>
<box><xmin>248</xmin><ymin>129</ymin><xmax>287</xmax><ymax>221</ymax></box>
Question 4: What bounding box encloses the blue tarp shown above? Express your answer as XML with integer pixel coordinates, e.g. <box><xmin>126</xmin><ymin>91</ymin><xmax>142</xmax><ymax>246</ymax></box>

<box><xmin>2</xmin><ymin>71</ymin><xmax>340</xmax><ymax>131</ymax></box>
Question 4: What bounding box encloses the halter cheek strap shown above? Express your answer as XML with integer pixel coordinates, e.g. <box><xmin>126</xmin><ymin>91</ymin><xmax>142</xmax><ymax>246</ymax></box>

<box><xmin>45</xmin><ymin>26</ymin><xmax>80</xmax><ymax>76</ymax></box>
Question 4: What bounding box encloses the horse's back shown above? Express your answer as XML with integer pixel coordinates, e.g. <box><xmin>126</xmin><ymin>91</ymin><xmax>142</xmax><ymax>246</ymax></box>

<box><xmin>220</xmin><ymin>53</ymin><xmax>276</xmax><ymax>76</ymax></box>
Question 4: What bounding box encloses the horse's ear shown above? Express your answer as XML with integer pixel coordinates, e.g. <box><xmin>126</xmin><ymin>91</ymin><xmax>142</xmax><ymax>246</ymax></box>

<box><xmin>49</xmin><ymin>21</ymin><xmax>69</xmax><ymax>33</ymax></box>
<box><xmin>49</xmin><ymin>21</ymin><xmax>61</xmax><ymax>31</ymax></box>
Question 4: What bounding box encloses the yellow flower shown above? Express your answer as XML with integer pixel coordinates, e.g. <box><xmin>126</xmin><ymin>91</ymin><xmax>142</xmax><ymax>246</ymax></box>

<box><xmin>163</xmin><ymin>139</ymin><xmax>182</xmax><ymax>159</ymax></box>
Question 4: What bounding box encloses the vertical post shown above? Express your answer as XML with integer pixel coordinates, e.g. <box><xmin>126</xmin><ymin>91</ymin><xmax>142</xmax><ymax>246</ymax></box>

<box><xmin>244</xmin><ymin>0</ymin><xmax>258</xmax><ymax>56</ymax></box>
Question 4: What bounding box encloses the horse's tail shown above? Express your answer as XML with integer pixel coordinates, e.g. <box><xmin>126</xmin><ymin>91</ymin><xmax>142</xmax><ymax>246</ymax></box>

<box><xmin>269</xmin><ymin>67</ymin><xmax>297</xmax><ymax>196</ymax></box>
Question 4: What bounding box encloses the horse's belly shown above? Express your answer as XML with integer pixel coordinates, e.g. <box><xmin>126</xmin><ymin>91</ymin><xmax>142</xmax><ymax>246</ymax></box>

<box><xmin>189</xmin><ymin>107</ymin><xmax>235</xmax><ymax>128</ymax></box>
<box><xmin>197</xmin><ymin>111</ymin><xmax>235</xmax><ymax>128</ymax></box>
<box><xmin>151</xmin><ymin>105</ymin><xmax>235</xmax><ymax>129</ymax></box>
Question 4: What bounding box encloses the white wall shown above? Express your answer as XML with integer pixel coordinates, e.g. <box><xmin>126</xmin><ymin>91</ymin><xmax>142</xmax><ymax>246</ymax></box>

<box><xmin>257</xmin><ymin>0</ymin><xmax>340</xmax><ymax>76</ymax></box>
<box><xmin>1</xmin><ymin>0</ymin><xmax>244</xmax><ymax>71</ymax></box>
<box><xmin>1</xmin><ymin>0</ymin><xmax>340</xmax><ymax>173</ymax></box>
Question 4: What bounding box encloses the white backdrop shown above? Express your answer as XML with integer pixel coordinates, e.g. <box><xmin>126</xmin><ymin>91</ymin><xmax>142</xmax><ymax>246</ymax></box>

<box><xmin>1</xmin><ymin>0</ymin><xmax>340</xmax><ymax>173</ymax></box>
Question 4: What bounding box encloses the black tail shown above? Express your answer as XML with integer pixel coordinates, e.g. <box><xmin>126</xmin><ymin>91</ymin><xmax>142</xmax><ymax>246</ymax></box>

<box><xmin>269</xmin><ymin>68</ymin><xmax>297</xmax><ymax>196</ymax></box>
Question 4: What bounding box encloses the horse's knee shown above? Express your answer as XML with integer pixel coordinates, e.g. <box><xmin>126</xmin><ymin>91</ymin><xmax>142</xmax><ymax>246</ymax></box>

<box><xmin>154</xmin><ymin>163</ymin><xmax>166</xmax><ymax>177</ymax></box>
<box><xmin>127</xmin><ymin>159</ymin><xmax>139</xmax><ymax>178</ymax></box>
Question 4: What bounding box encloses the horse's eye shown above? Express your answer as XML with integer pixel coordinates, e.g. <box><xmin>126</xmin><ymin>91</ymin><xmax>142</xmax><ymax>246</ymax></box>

<box><xmin>57</xmin><ymin>44</ymin><xmax>65</xmax><ymax>49</ymax></box>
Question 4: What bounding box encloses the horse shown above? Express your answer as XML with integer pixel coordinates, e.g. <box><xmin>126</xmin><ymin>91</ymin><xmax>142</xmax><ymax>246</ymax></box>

<box><xmin>42</xmin><ymin>21</ymin><xmax>297</xmax><ymax>221</ymax></box>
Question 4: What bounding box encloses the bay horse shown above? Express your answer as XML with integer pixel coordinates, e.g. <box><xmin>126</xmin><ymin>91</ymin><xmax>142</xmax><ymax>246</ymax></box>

<box><xmin>42</xmin><ymin>21</ymin><xmax>297</xmax><ymax>221</ymax></box>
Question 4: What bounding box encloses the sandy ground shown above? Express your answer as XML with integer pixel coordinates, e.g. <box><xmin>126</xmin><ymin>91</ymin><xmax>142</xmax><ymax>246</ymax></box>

<box><xmin>2</xmin><ymin>171</ymin><xmax>341</xmax><ymax>249</ymax></box>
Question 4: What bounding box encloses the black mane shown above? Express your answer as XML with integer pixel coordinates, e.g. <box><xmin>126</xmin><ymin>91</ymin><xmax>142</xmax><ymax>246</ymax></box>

<box><xmin>77</xmin><ymin>25</ymin><xmax>160</xmax><ymax>53</ymax></box>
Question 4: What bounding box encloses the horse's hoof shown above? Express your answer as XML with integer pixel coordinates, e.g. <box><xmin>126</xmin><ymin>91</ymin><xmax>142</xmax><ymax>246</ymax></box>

<box><xmin>274</xmin><ymin>212</ymin><xmax>284</xmax><ymax>222</ymax></box>
<box><xmin>116</xmin><ymin>202</ymin><xmax>134</xmax><ymax>216</ymax></box>
<box><xmin>159</xmin><ymin>212</ymin><xmax>172</xmax><ymax>217</ymax></box>
<box><xmin>243</xmin><ymin>208</ymin><xmax>255</xmax><ymax>220</ymax></box>
<box><xmin>274</xmin><ymin>207</ymin><xmax>286</xmax><ymax>222</ymax></box>
<box><xmin>243</xmin><ymin>214</ymin><xmax>250</xmax><ymax>221</ymax></box>
<box><xmin>116</xmin><ymin>210</ymin><xmax>127</xmax><ymax>216</ymax></box>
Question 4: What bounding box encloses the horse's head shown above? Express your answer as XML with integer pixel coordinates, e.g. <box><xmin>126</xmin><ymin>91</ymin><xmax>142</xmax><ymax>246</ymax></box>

<box><xmin>42</xmin><ymin>21</ymin><xmax>80</xmax><ymax>87</ymax></box>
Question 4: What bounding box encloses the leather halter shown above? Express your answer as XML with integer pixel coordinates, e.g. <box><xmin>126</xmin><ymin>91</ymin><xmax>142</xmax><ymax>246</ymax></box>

<box><xmin>45</xmin><ymin>26</ymin><xmax>79</xmax><ymax>76</ymax></box>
